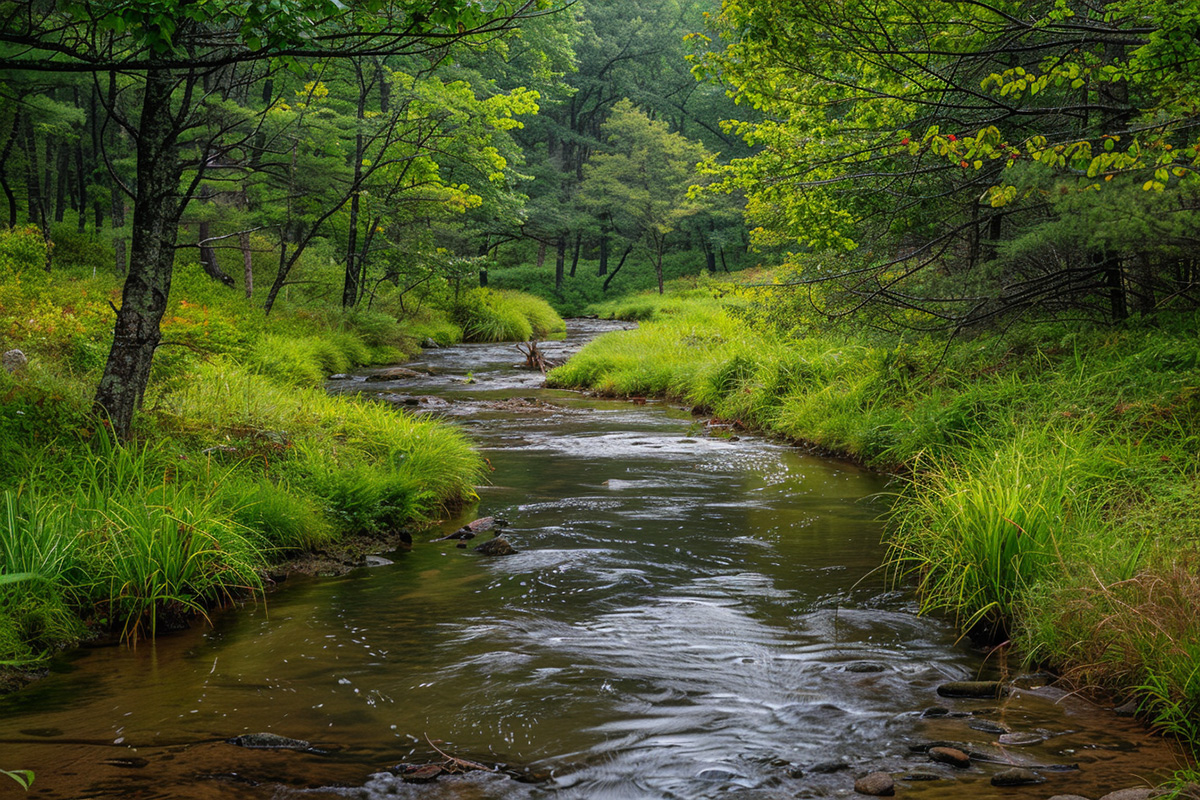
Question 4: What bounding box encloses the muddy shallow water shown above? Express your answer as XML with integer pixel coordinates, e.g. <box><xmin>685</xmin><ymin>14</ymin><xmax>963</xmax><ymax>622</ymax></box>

<box><xmin>0</xmin><ymin>320</ymin><xmax>1184</xmax><ymax>799</ymax></box>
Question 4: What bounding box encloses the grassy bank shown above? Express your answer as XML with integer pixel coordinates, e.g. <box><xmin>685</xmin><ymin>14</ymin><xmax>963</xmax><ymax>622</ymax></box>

<box><xmin>0</xmin><ymin>226</ymin><xmax>562</xmax><ymax>664</ymax></box>
<box><xmin>549</xmin><ymin>280</ymin><xmax>1200</xmax><ymax>751</ymax></box>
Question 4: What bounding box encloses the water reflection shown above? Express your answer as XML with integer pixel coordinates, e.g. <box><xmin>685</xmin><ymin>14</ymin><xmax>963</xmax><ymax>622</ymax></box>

<box><xmin>0</xmin><ymin>321</ymin><xmax>1182</xmax><ymax>799</ymax></box>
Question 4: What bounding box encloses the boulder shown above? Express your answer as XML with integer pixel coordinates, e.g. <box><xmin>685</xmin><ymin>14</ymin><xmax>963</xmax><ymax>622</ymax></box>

<box><xmin>854</xmin><ymin>772</ymin><xmax>895</xmax><ymax>796</ymax></box>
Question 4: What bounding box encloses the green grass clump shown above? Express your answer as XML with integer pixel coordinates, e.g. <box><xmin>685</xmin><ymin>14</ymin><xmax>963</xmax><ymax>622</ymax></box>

<box><xmin>453</xmin><ymin>288</ymin><xmax>565</xmax><ymax>342</ymax></box>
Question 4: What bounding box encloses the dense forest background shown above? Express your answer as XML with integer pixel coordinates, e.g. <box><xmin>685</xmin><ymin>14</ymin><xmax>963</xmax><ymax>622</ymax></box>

<box><xmin>3</xmin><ymin>0</ymin><xmax>1200</xmax><ymax>767</ymax></box>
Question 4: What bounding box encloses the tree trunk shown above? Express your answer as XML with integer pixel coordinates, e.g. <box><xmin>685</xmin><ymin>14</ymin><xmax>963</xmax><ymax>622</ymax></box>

<box><xmin>536</xmin><ymin>240</ymin><xmax>547</xmax><ymax>269</ymax></box>
<box><xmin>53</xmin><ymin>142</ymin><xmax>70</xmax><ymax>223</ymax></box>
<box><xmin>602</xmin><ymin>244</ymin><xmax>633</xmax><ymax>291</ymax></box>
<box><xmin>240</xmin><ymin>230</ymin><xmax>253</xmax><ymax>299</ymax></box>
<box><xmin>569</xmin><ymin>231</ymin><xmax>581</xmax><ymax>277</ymax></box>
<box><xmin>342</xmin><ymin>64</ymin><xmax>368</xmax><ymax>308</ymax></box>
<box><xmin>75</xmin><ymin>133</ymin><xmax>87</xmax><ymax>234</ymax></box>
<box><xmin>94</xmin><ymin>69</ymin><xmax>183</xmax><ymax>437</ymax></box>
<box><xmin>555</xmin><ymin>236</ymin><xmax>566</xmax><ymax>291</ymax></box>
<box><xmin>598</xmin><ymin>221</ymin><xmax>609</xmax><ymax>276</ymax></box>
<box><xmin>0</xmin><ymin>113</ymin><xmax>19</xmax><ymax>228</ymax></box>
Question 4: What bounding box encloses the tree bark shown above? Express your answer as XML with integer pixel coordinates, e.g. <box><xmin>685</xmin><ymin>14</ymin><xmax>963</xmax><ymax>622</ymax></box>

<box><xmin>94</xmin><ymin>69</ymin><xmax>183</xmax><ymax>437</ymax></box>
<box><xmin>0</xmin><ymin>113</ymin><xmax>19</xmax><ymax>228</ymax></box>
<box><xmin>569</xmin><ymin>231</ymin><xmax>581</xmax><ymax>277</ymax></box>
<box><xmin>598</xmin><ymin>219</ymin><xmax>609</xmax><ymax>276</ymax></box>
<box><xmin>240</xmin><ymin>230</ymin><xmax>253</xmax><ymax>299</ymax></box>
<box><xmin>555</xmin><ymin>236</ymin><xmax>566</xmax><ymax>290</ymax></box>
<box><xmin>602</xmin><ymin>244</ymin><xmax>633</xmax><ymax>291</ymax></box>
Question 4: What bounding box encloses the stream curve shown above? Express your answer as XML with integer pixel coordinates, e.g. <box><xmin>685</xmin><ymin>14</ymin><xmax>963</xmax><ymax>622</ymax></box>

<box><xmin>0</xmin><ymin>319</ymin><xmax>1181</xmax><ymax>799</ymax></box>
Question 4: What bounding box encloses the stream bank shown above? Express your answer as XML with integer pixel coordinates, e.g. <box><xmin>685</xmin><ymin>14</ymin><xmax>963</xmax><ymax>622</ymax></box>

<box><xmin>0</xmin><ymin>319</ymin><xmax>1186</xmax><ymax>799</ymax></box>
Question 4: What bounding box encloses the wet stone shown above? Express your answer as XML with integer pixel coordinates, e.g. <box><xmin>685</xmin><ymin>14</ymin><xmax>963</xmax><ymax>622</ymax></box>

<box><xmin>937</xmin><ymin>680</ymin><xmax>1008</xmax><ymax>699</ymax></box>
<box><xmin>363</xmin><ymin>555</ymin><xmax>393</xmax><ymax>567</ymax></box>
<box><xmin>1011</xmin><ymin>672</ymin><xmax>1057</xmax><ymax>689</ymax></box>
<box><xmin>854</xmin><ymin>772</ymin><xmax>895</xmax><ymax>796</ymax></box>
<box><xmin>399</xmin><ymin>764</ymin><xmax>443</xmax><ymax>783</ymax></box>
<box><xmin>809</xmin><ymin>760</ymin><xmax>851</xmax><ymax>774</ymax></box>
<box><xmin>1099</xmin><ymin>789</ymin><xmax>1153</xmax><ymax>800</ymax></box>
<box><xmin>697</xmin><ymin>767</ymin><xmax>744</xmax><ymax>782</ymax></box>
<box><xmin>366</xmin><ymin>367</ymin><xmax>422</xmax><ymax>381</ymax></box>
<box><xmin>102</xmin><ymin>757</ymin><xmax>149</xmax><ymax>768</ymax></box>
<box><xmin>969</xmin><ymin>719</ymin><xmax>1010</xmax><ymax>734</ymax></box>
<box><xmin>1113</xmin><ymin>700</ymin><xmax>1140</xmax><ymax>717</ymax></box>
<box><xmin>991</xmin><ymin>767</ymin><xmax>1045</xmax><ymax>786</ymax></box>
<box><xmin>474</xmin><ymin>537</ymin><xmax>518</xmax><ymax>556</ymax></box>
<box><xmin>901</xmin><ymin>771</ymin><xmax>944</xmax><ymax>781</ymax></box>
<box><xmin>1047</xmin><ymin>795</ymin><xmax>1093</xmax><ymax>800</ymax></box>
<box><xmin>227</xmin><ymin>732</ymin><xmax>310</xmax><ymax>750</ymax></box>
<box><xmin>929</xmin><ymin>746</ymin><xmax>970</xmax><ymax>768</ymax></box>
<box><xmin>921</xmin><ymin>706</ymin><xmax>951</xmax><ymax>718</ymax></box>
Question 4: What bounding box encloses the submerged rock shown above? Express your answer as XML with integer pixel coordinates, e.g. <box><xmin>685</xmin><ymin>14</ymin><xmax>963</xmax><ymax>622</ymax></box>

<box><xmin>400</xmin><ymin>764</ymin><xmax>444</xmax><ymax>783</ymax></box>
<box><xmin>969</xmin><ymin>719</ymin><xmax>1010</xmax><ymax>735</ymax></box>
<box><xmin>697</xmin><ymin>766</ymin><xmax>744</xmax><ymax>782</ymax></box>
<box><xmin>854</xmin><ymin>772</ymin><xmax>895</xmax><ymax>796</ymax></box>
<box><xmin>937</xmin><ymin>680</ymin><xmax>1008</xmax><ymax>699</ymax></box>
<box><xmin>929</xmin><ymin>746</ymin><xmax>970</xmax><ymax>768</ymax></box>
<box><xmin>1098</xmin><ymin>789</ymin><xmax>1153</xmax><ymax>800</ymax></box>
<box><xmin>990</xmin><ymin>767</ymin><xmax>1045</xmax><ymax>786</ymax></box>
<box><xmin>365</xmin><ymin>367</ymin><xmax>422</xmax><ymax>382</ymax></box>
<box><xmin>227</xmin><ymin>732</ymin><xmax>310</xmax><ymax>750</ymax></box>
<box><xmin>363</xmin><ymin>555</ymin><xmax>393</xmax><ymax>567</ymax></box>
<box><xmin>474</xmin><ymin>537</ymin><xmax>518</xmax><ymax>556</ymax></box>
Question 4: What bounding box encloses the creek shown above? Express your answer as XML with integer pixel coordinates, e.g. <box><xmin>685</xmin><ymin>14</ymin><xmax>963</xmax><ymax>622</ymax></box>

<box><xmin>0</xmin><ymin>320</ymin><xmax>1182</xmax><ymax>799</ymax></box>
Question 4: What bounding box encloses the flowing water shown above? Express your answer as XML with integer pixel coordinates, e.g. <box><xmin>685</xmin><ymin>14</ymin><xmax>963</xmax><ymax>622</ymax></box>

<box><xmin>0</xmin><ymin>320</ymin><xmax>1183</xmax><ymax>799</ymax></box>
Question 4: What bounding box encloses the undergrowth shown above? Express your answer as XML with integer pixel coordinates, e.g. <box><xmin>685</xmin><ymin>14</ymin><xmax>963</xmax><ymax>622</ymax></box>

<box><xmin>0</xmin><ymin>226</ymin><xmax>519</xmax><ymax>662</ymax></box>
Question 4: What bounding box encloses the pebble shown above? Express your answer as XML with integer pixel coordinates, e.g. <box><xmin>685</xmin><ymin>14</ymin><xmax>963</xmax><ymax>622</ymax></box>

<box><xmin>929</xmin><ymin>746</ymin><xmax>971</xmax><ymax>768</ymax></box>
<box><xmin>853</xmin><ymin>772</ymin><xmax>895</xmax><ymax>796</ymax></box>
<box><xmin>990</xmin><ymin>767</ymin><xmax>1045</xmax><ymax>786</ymax></box>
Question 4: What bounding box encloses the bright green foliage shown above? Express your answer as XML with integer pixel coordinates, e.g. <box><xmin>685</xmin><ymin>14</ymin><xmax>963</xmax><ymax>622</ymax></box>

<box><xmin>453</xmin><ymin>287</ymin><xmax>565</xmax><ymax>342</ymax></box>
<box><xmin>693</xmin><ymin>0</ymin><xmax>1200</xmax><ymax>328</ymax></box>
<box><xmin>580</xmin><ymin>100</ymin><xmax>711</xmax><ymax>294</ymax></box>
